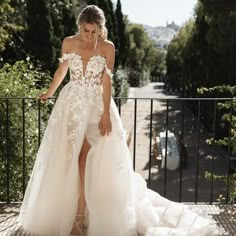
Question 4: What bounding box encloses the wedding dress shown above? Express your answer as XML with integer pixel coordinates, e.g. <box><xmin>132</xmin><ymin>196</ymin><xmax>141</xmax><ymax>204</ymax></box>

<box><xmin>19</xmin><ymin>52</ymin><xmax>219</xmax><ymax>236</ymax></box>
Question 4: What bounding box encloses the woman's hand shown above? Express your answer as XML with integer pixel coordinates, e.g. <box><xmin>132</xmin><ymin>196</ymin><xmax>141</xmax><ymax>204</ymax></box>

<box><xmin>99</xmin><ymin>112</ymin><xmax>112</xmax><ymax>136</ymax></box>
<box><xmin>39</xmin><ymin>92</ymin><xmax>51</xmax><ymax>102</ymax></box>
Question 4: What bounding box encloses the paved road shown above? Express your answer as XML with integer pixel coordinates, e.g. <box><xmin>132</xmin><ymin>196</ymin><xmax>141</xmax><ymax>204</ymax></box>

<box><xmin>120</xmin><ymin>82</ymin><xmax>229</xmax><ymax>203</ymax></box>
<box><xmin>121</xmin><ymin>83</ymin><xmax>169</xmax><ymax>178</ymax></box>
<box><xmin>128</xmin><ymin>82</ymin><xmax>179</xmax><ymax>99</ymax></box>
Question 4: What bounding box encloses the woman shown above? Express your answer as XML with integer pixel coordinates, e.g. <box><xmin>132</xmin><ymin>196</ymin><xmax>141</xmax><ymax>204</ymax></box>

<box><xmin>19</xmin><ymin>5</ymin><xmax>219</xmax><ymax>236</ymax></box>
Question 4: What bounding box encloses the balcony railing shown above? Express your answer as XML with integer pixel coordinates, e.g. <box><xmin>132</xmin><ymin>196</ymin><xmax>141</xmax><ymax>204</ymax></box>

<box><xmin>0</xmin><ymin>97</ymin><xmax>235</xmax><ymax>204</ymax></box>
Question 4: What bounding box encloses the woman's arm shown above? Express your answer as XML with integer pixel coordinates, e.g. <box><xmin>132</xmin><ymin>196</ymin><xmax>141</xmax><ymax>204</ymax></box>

<box><xmin>99</xmin><ymin>41</ymin><xmax>115</xmax><ymax>136</ymax></box>
<box><xmin>39</xmin><ymin>39</ymin><xmax>69</xmax><ymax>101</ymax></box>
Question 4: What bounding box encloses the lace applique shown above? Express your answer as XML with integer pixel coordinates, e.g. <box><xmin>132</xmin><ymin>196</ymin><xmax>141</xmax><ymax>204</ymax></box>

<box><xmin>58</xmin><ymin>53</ymin><xmax>76</xmax><ymax>63</ymax></box>
<box><xmin>57</xmin><ymin>52</ymin><xmax>123</xmax><ymax>143</ymax></box>
<box><xmin>58</xmin><ymin>53</ymin><xmax>106</xmax><ymax>87</ymax></box>
<box><xmin>104</xmin><ymin>64</ymin><xmax>114</xmax><ymax>79</ymax></box>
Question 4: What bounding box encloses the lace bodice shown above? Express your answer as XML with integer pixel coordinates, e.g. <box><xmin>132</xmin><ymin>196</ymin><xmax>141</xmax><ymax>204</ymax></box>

<box><xmin>59</xmin><ymin>53</ymin><xmax>113</xmax><ymax>86</ymax></box>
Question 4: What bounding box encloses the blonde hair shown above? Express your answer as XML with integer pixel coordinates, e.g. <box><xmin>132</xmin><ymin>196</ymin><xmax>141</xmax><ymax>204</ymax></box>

<box><xmin>77</xmin><ymin>5</ymin><xmax>107</xmax><ymax>39</ymax></box>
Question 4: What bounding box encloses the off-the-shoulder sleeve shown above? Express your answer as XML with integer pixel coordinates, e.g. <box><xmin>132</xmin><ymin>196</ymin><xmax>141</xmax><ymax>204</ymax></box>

<box><xmin>58</xmin><ymin>53</ymin><xmax>71</xmax><ymax>63</ymax></box>
<box><xmin>104</xmin><ymin>63</ymin><xmax>114</xmax><ymax>79</ymax></box>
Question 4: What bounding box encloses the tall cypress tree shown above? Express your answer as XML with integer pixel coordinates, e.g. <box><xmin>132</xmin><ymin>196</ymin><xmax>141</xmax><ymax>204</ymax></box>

<box><xmin>0</xmin><ymin>0</ymin><xmax>25</xmax><ymax>63</ymax></box>
<box><xmin>115</xmin><ymin>0</ymin><xmax>128</xmax><ymax>66</ymax></box>
<box><xmin>96</xmin><ymin>0</ymin><xmax>114</xmax><ymax>42</ymax></box>
<box><xmin>107</xmin><ymin>0</ymin><xmax>118</xmax><ymax>45</ymax></box>
<box><xmin>50</xmin><ymin>0</ymin><xmax>64</xmax><ymax>61</ymax></box>
<box><xmin>86</xmin><ymin>0</ymin><xmax>98</xmax><ymax>5</ymax></box>
<box><xmin>24</xmin><ymin>0</ymin><xmax>56</xmax><ymax>70</ymax></box>
<box><xmin>61</xmin><ymin>0</ymin><xmax>78</xmax><ymax>37</ymax></box>
<box><xmin>49</xmin><ymin>0</ymin><xmax>78</xmax><ymax>60</ymax></box>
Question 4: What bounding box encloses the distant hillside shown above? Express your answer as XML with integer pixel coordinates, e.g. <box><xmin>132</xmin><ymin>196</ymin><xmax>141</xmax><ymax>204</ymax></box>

<box><xmin>143</xmin><ymin>21</ymin><xmax>180</xmax><ymax>49</ymax></box>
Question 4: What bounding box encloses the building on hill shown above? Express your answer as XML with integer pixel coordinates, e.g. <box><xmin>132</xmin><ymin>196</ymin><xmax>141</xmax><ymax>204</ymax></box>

<box><xmin>166</xmin><ymin>21</ymin><xmax>180</xmax><ymax>32</ymax></box>
<box><xmin>143</xmin><ymin>22</ymin><xmax>180</xmax><ymax>49</ymax></box>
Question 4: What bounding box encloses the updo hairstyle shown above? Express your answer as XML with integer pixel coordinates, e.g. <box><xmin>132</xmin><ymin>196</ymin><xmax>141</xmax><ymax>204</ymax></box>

<box><xmin>77</xmin><ymin>5</ymin><xmax>107</xmax><ymax>39</ymax></box>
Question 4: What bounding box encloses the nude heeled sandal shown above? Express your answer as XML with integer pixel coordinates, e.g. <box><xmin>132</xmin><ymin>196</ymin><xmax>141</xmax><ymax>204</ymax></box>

<box><xmin>70</xmin><ymin>214</ymin><xmax>85</xmax><ymax>236</ymax></box>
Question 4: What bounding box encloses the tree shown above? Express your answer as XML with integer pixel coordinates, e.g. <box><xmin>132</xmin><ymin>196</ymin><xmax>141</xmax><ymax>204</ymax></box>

<box><xmin>107</xmin><ymin>0</ymin><xmax>118</xmax><ymax>45</ymax></box>
<box><xmin>24</xmin><ymin>0</ymin><xmax>56</xmax><ymax>70</ymax></box>
<box><xmin>115</xmin><ymin>0</ymin><xmax>128</xmax><ymax>66</ymax></box>
<box><xmin>0</xmin><ymin>60</ymin><xmax>52</xmax><ymax>201</ymax></box>
<box><xmin>0</xmin><ymin>0</ymin><xmax>23</xmax><ymax>53</ymax></box>
<box><xmin>49</xmin><ymin>0</ymin><xmax>78</xmax><ymax>61</ymax></box>
<box><xmin>61</xmin><ymin>0</ymin><xmax>79</xmax><ymax>37</ymax></box>
<box><xmin>1</xmin><ymin>0</ymin><xmax>28</xmax><ymax>64</ymax></box>
<box><xmin>166</xmin><ymin>0</ymin><xmax>236</xmax><ymax>96</ymax></box>
<box><xmin>149</xmin><ymin>47</ymin><xmax>167</xmax><ymax>78</ymax></box>
<box><xmin>126</xmin><ymin>23</ymin><xmax>159</xmax><ymax>87</ymax></box>
<box><xmin>85</xmin><ymin>0</ymin><xmax>98</xmax><ymax>5</ymax></box>
<box><xmin>198</xmin><ymin>85</ymin><xmax>236</xmax><ymax>203</ymax></box>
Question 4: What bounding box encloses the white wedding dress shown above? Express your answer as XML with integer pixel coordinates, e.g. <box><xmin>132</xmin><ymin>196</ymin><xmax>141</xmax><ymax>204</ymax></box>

<box><xmin>19</xmin><ymin>53</ymin><xmax>219</xmax><ymax>236</ymax></box>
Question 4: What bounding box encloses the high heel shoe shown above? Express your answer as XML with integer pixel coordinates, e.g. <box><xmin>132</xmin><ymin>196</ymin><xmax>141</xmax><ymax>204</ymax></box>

<box><xmin>70</xmin><ymin>214</ymin><xmax>85</xmax><ymax>236</ymax></box>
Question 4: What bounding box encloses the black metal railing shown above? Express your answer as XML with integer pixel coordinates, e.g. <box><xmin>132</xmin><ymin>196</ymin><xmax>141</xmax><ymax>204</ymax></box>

<box><xmin>0</xmin><ymin>97</ymin><xmax>235</xmax><ymax>204</ymax></box>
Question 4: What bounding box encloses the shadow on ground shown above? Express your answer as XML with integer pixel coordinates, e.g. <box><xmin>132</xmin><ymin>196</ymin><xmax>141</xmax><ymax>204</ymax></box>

<box><xmin>141</xmin><ymin>99</ymin><xmax>229</xmax><ymax>203</ymax></box>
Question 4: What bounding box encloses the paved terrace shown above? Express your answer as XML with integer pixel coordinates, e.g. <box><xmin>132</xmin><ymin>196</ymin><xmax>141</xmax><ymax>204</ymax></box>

<box><xmin>0</xmin><ymin>83</ymin><xmax>236</xmax><ymax>235</ymax></box>
<box><xmin>0</xmin><ymin>203</ymin><xmax>235</xmax><ymax>235</ymax></box>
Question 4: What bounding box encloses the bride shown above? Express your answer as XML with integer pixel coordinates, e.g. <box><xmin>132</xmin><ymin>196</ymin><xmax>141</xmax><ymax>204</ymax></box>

<box><xmin>19</xmin><ymin>5</ymin><xmax>219</xmax><ymax>236</ymax></box>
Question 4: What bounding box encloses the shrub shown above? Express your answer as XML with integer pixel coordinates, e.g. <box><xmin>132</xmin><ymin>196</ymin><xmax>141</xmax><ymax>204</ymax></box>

<box><xmin>0</xmin><ymin>60</ymin><xmax>51</xmax><ymax>201</ymax></box>
<box><xmin>112</xmin><ymin>66</ymin><xmax>129</xmax><ymax>101</ymax></box>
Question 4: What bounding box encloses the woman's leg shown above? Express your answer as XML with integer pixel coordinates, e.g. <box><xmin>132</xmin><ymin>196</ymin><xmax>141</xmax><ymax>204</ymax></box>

<box><xmin>78</xmin><ymin>137</ymin><xmax>90</xmax><ymax>214</ymax></box>
<box><xmin>71</xmin><ymin>137</ymin><xmax>90</xmax><ymax>235</ymax></box>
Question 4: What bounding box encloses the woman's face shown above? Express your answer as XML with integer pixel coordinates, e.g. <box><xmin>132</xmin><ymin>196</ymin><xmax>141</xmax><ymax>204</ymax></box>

<box><xmin>81</xmin><ymin>23</ymin><xmax>97</xmax><ymax>40</ymax></box>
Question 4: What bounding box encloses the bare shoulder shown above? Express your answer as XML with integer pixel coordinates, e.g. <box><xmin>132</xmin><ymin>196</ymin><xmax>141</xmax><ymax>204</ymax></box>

<box><xmin>99</xmin><ymin>39</ymin><xmax>115</xmax><ymax>58</ymax></box>
<box><xmin>103</xmin><ymin>39</ymin><xmax>115</xmax><ymax>52</ymax></box>
<box><xmin>61</xmin><ymin>35</ymin><xmax>79</xmax><ymax>53</ymax></box>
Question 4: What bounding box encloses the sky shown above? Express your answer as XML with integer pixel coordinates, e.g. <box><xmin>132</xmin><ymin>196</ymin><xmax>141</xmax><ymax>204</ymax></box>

<box><xmin>113</xmin><ymin>0</ymin><xmax>198</xmax><ymax>27</ymax></box>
